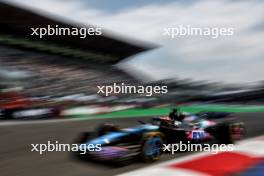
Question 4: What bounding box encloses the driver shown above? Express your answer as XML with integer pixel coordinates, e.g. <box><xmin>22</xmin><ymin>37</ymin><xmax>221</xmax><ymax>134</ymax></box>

<box><xmin>169</xmin><ymin>108</ymin><xmax>185</xmax><ymax>121</ymax></box>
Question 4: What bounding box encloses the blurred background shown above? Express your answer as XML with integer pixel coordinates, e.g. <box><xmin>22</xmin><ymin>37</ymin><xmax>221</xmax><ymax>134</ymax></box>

<box><xmin>0</xmin><ymin>0</ymin><xmax>264</xmax><ymax>176</ymax></box>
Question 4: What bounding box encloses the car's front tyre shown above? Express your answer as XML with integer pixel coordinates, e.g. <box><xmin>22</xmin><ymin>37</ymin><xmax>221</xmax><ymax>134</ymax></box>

<box><xmin>140</xmin><ymin>132</ymin><xmax>165</xmax><ymax>162</ymax></box>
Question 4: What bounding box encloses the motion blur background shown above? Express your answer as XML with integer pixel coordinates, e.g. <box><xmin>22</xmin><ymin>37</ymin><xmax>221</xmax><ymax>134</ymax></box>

<box><xmin>0</xmin><ymin>0</ymin><xmax>264</xmax><ymax>176</ymax></box>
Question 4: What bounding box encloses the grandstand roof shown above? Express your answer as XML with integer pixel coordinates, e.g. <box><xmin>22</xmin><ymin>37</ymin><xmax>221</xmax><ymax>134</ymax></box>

<box><xmin>0</xmin><ymin>2</ymin><xmax>153</xmax><ymax>64</ymax></box>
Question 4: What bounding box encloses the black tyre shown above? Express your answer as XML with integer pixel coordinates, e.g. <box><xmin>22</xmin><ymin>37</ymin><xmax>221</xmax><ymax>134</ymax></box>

<box><xmin>140</xmin><ymin>132</ymin><xmax>164</xmax><ymax>162</ymax></box>
<box><xmin>215</xmin><ymin>122</ymin><xmax>245</xmax><ymax>144</ymax></box>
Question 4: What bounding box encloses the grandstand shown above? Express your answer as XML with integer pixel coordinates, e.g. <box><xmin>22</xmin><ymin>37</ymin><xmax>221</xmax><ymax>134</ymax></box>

<box><xmin>0</xmin><ymin>2</ymin><xmax>153</xmax><ymax>97</ymax></box>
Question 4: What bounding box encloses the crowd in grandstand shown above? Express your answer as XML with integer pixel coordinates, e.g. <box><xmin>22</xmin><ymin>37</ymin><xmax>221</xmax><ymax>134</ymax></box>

<box><xmin>0</xmin><ymin>46</ymin><xmax>138</xmax><ymax>97</ymax></box>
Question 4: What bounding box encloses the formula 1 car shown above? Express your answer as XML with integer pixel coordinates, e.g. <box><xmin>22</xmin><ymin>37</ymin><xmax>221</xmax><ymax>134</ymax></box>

<box><xmin>74</xmin><ymin>111</ymin><xmax>245</xmax><ymax>164</ymax></box>
<box><xmin>0</xmin><ymin>92</ymin><xmax>61</xmax><ymax>120</ymax></box>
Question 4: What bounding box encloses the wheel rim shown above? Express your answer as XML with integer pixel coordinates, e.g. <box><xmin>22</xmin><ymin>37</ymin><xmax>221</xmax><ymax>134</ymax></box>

<box><xmin>145</xmin><ymin>137</ymin><xmax>163</xmax><ymax>160</ymax></box>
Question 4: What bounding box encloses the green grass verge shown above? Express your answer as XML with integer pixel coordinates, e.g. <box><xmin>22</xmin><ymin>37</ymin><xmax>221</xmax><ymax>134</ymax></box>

<box><xmin>70</xmin><ymin>104</ymin><xmax>264</xmax><ymax>119</ymax></box>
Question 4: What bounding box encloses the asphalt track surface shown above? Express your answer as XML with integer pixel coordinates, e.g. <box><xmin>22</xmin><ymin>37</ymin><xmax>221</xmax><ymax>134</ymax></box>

<box><xmin>0</xmin><ymin>113</ymin><xmax>264</xmax><ymax>176</ymax></box>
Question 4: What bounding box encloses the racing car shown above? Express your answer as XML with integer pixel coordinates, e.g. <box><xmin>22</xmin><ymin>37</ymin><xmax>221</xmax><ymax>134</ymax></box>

<box><xmin>74</xmin><ymin>110</ymin><xmax>245</xmax><ymax>165</ymax></box>
<box><xmin>0</xmin><ymin>91</ymin><xmax>61</xmax><ymax>120</ymax></box>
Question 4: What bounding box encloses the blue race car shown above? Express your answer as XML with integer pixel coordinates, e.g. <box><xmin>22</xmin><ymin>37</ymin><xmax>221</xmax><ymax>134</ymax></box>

<box><xmin>74</xmin><ymin>111</ymin><xmax>245</xmax><ymax>165</ymax></box>
<box><xmin>74</xmin><ymin>123</ymin><xmax>165</xmax><ymax>165</ymax></box>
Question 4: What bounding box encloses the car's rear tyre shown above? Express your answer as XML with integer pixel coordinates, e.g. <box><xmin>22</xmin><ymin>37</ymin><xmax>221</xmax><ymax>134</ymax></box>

<box><xmin>140</xmin><ymin>132</ymin><xmax>164</xmax><ymax>162</ymax></box>
<box><xmin>230</xmin><ymin>122</ymin><xmax>245</xmax><ymax>142</ymax></box>
<box><xmin>215</xmin><ymin>122</ymin><xmax>245</xmax><ymax>144</ymax></box>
